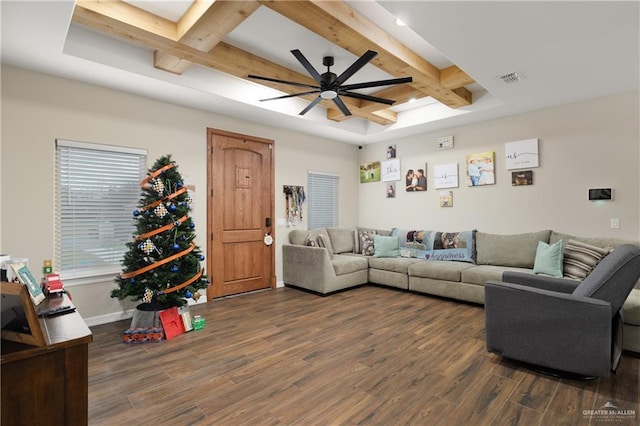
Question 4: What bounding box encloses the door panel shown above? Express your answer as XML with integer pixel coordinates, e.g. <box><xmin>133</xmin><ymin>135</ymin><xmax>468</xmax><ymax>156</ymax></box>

<box><xmin>207</xmin><ymin>129</ymin><xmax>275</xmax><ymax>299</ymax></box>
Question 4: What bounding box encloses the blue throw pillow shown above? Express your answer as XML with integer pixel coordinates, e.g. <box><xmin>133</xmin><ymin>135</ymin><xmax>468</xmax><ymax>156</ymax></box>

<box><xmin>373</xmin><ymin>235</ymin><xmax>400</xmax><ymax>258</ymax></box>
<box><xmin>533</xmin><ymin>240</ymin><xmax>564</xmax><ymax>277</ymax></box>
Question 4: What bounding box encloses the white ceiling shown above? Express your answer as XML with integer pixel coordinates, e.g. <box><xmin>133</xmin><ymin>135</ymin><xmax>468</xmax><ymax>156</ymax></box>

<box><xmin>1</xmin><ymin>1</ymin><xmax>638</xmax><ymax>144</ymax></box>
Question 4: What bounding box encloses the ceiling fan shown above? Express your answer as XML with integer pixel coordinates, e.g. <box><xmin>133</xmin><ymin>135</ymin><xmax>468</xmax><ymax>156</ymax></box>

<box><xmin>248</xmin><ymin>49</ymin><xmax>413</xmax><ymax>117</ymax></box>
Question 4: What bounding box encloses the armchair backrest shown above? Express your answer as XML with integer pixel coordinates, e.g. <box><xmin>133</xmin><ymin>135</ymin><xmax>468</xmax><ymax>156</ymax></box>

<box><xmin>572</xmin><ymin>244</ymin><xmax>640</xmax><ymax>314</ymax></box>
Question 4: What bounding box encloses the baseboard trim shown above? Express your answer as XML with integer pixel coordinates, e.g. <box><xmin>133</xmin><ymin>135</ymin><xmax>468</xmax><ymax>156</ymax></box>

<box><xmin>84</xmin><ymin>309</ymin><xmax>134</xmax><ymax>327</ymax></box>
<box><xmin>86</xmin><ymin>284</ymin><xmax>284</xmax><ymax>326</ymax></box>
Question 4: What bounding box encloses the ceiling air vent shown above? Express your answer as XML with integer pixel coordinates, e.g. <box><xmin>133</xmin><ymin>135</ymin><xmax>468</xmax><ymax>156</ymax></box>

<box><xmin>499</xmin><ymin>71</ymin><xmax>522</xmax><ymax>84</ymax></box>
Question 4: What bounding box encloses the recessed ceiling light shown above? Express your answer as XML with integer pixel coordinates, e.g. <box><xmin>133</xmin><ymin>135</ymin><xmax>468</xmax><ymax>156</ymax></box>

<box><xmin>395</xmin><ymin>18</ymin><xmax>407</xmax><ymax>27</ymax></box>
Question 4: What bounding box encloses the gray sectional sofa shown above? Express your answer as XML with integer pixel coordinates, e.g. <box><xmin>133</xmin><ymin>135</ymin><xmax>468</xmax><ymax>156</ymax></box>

<box><xmin>283</xmin><ymin>227</ymin><xmax>640</xmax><ymax>353</ymax></box>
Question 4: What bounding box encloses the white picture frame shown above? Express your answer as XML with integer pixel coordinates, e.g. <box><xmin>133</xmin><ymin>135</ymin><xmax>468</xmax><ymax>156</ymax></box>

<box><xmin>381</xmin><ymin>158</ymin><xmax>401</xmax><ymax>182</ymax></box>
<box><xmin>505</xmin><ymin>138</ymin><xmax>539</xmax><ymax>170</ymax></box>
<box><xmin>434</xmin><ymin>163</ymin><xmax>459</xmax><ymax>189</ymax></box>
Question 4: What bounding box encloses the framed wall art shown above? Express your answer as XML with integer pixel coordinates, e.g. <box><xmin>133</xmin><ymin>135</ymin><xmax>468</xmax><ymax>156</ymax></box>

<box><xmin>381</xmin><ymin>158</ymin><xmax>401</xmax><ymax>182</ymax></box>
<box><xmin>433</xmin><ymin>163</ymin><xmax>458</xmax><ymax>189</ymax></box>
<box><xmin>505</xmin><ymin>138</ymin><xmax>539</xmax><ymax>170</ymax></box>
<box><xmin>360</xmin><ymin>161</ymin><xmax>381</xmax><ymax>183</ymax></box>
<box><xmin>405</xmin><ymin>165</ymin><xmax>427</xmax><ymax>191</ymax></box>
<box><xmin>466</xmin><ymin>151</ymin><xmax>495</xmax><ymax>186</ymax></box>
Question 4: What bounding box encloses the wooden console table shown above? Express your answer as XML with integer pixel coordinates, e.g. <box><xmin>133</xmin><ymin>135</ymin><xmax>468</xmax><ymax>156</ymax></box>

<box><xmin>1</xmin><ymin>291</ymin><xmax>93</xmax><ymax>425</ymax></box>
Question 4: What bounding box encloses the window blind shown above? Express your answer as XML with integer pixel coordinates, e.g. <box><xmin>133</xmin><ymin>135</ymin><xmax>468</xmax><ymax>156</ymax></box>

<box><xmin>55</xmin><ymin>139</ymin><xmax>146</xmax><ymax>279</ymax></box>
<box><xmin>307</xmin><ymin>171</ymin><xmax>339</xmax><ymax>229</ymax></box>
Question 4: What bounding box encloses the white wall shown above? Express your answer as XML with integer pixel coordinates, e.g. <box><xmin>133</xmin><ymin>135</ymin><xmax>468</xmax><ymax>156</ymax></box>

<box><xmin>0</xmin><ymin>65</ymin><xmax>360</xmax><ymax>322</ymax></box>
<box><xmin>358</xmin><ymin>91</ymin><xmax>640</xmax><ymax>239</ymax></box>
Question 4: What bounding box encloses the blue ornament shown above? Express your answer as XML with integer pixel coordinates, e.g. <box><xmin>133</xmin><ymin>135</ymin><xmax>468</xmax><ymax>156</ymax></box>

<box><xmin>200</xmin><ymin>254</ymin><xmax>205</xmax><ymax>261</ymax></box>
<box><xmin>171</xmin><ymin>265</ymin><xmax>179</xmax><ymax>272</ymax></box>
<box><xmin>130</xmin><ymin>278</ymin><xmax>135</xmax><ymax>283</ymax></box>
<box><xmin>177</xmin><ymin>181</ymin><xmax>183</xmax><ymax>188</ymax></box>
<box><xmin>144</xmin><ymin>211</ymin><xmax>151</xmax><ymax>216</ymax></box>
<box><xmin>169</xmin><ymin>204</ymin><xmax>177</xmax><ymax>212</ymax></box>
<box><xmin>184</xmin><ymin>290</ymin><xmax>192</xmax><ymax>298</ymax></box>
<box><xmin>172</xmin><ymin>243</ymin><xmax>180</xmax><ymax>251</ymax></box>
<box><xmin>190</xmin><ymin>222</ymin><xmax>195</xmax><ymax>229</ymax></box>
<box><xmin>133</xmin><ymin>210</ymin><xmax>140</xmax><ymax>217</ymax></box>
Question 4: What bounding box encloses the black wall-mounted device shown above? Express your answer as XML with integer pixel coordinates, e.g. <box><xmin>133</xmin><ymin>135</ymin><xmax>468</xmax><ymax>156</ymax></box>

<box><xmin>588</xmin><ymin>188</ymin><xmax>612</xmax><ymax>201</ymax></box>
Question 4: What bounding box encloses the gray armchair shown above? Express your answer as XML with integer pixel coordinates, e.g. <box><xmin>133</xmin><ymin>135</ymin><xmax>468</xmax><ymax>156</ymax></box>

<box><xmin>485</xmin><ymin>244</ymin><xmax>640</xmax><ymax>378</ymax></box>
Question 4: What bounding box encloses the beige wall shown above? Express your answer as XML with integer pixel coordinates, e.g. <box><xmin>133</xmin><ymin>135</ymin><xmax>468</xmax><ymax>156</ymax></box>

<box><xmin>0</xmin><ymin>65</ymin><xmax>359</xmax><ymax>321</ymax></box>
<box><xmin>2</xmin><ymin>64</ymin><xmax>638</xmax><ymax>324</ymax></box>
<box><xmin>358</xmin><ymin>91</ymin><xmax>640</xmax><ymax>239</ymax></box>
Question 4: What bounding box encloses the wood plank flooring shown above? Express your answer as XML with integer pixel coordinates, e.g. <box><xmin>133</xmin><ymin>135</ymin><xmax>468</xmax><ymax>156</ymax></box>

<box><xmin>88</xmin><ymin>286</ymin><xmax>639</xmax><ymax>425</ymax></box>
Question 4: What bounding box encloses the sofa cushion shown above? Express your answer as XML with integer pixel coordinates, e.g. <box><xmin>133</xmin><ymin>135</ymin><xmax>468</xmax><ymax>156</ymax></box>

<box><xmin>331</xmin><ymin>254</ymin><xmax>368</xmax><ymax>276</ymax></box>
<box><xmin>327</xmin><ymin>227</ymin><xmax>356</xmax><ymax>254</ymax></box>
<box><xmin>550</xmin><ymin>231</ymin><xmax>636</xmax><ymax>250</ymax></box>
<box><xmin>623</xmin><ymin>289</ymin><xmax>640</xmax><ymax>326</ymax></box>
<box><xmin>368</xmin><ymin>257</ymin><xmax>422</xmax><ymax>274</ymax></box>
<box><xmin>563</xmin><ymin>239</ymin><xmax>610</xmax><ymax>280</ymax></box>
<box><xmin>316</xmin><ymin>234</ymin><xmax>334</xmax><ymax>258</ymax></box>
<box><xmin>289</xmin><ymin>228</ymin><xmax>329</xmax><ymax>246</ymax></box>
<box><xmin>533</xmin><ymin>240</ymin><xmax>564</xmax><ymax>278</ymax></box>
<box><xmin>462</xmin><ymin>265</ymin><xmax>533</xmax><ymax>286</ymax></box>
<box><xmin>374</xmin><ymin>235</ymin><xmax>400</xmax><ymax>258</ymax></box>
<box><xmin>409</xmin><ymin>261</ymin><xmax>475</xmax><ymax>282</ymax></box>
<box><xmin>476</xmin><ymin>230</ymin><xmax>551</xmax><ymax>268</ymax></box>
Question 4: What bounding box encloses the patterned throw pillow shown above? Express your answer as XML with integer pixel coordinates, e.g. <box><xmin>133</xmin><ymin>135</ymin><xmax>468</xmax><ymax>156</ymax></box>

<box><xmin>563</xmin><ymin>239</ymin><xmax>610</xmax><ymax>279</ymax></box>
<box><xmin>360</xmin><ymin>232</ymin><xmax>376</xmax><ymax>256</ymax></box>
<box><xmin>304</xmin><ymin>235</ymin><xmax>318</xmax><ymax>247</ymax></box>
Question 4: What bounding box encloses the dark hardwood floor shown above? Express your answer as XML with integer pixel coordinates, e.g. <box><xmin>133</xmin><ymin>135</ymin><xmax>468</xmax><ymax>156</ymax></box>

<box><xmin>88</xmin><ymin>286</ymin><xmax>639</xmax><ymax>425</ymax></box>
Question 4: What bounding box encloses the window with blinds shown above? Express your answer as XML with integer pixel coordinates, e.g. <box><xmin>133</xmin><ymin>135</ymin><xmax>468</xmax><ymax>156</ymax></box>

<box><xmin>55</xmin><ymin>139</ymin><xmax>146</xmax><ymax>280</ymax></box>
<box><xmin>307</xmin><ymin>171</ymin><xmax>339</xmax><ymax>229</ymax></box>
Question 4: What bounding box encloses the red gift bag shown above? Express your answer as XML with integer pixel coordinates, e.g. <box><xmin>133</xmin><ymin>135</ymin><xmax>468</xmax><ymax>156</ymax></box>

<box><xmin>158</xmin><ymin>307</ymin><xmax>185</xmax><ymax>340</ymax></box>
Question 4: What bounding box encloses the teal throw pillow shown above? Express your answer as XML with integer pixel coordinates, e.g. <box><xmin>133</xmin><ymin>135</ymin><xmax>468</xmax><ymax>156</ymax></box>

<box><xmin>373</xmin><ymin>235</ymin><xmax>400</xmax><ymax>258</ymax></box>
<box><xmin>533</xmin><ymin>240</ymin><xmax>564</xmax><ymax>277</ymax></box>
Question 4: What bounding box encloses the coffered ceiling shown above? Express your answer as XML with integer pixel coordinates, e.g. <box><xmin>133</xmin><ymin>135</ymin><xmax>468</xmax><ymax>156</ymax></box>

<box><xmin>1</xmin><ymin>1</ymin><xmax>638</xmax><ymax>144</ymax></box>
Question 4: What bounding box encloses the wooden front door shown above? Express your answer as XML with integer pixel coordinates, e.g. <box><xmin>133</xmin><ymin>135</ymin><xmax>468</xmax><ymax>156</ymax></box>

<box><xmin>207</xmin><ymin>128</ymin><xmax>275</xmax><ymax>300</ymax></box>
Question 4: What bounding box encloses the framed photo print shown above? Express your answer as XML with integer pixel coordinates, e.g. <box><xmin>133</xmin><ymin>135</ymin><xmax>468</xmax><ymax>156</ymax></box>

<box><xmin>405</xmin><ymin>165</ymin><xmax>427</xmax><ymax>191</ymax></box>
<box><xmin>466</xmin><ymin>151</ymin><xmax>495</xmax><ymax>186</ymax></box>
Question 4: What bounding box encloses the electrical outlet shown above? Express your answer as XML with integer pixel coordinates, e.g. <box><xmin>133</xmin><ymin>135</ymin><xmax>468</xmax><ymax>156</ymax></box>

<box><xmin>610</xmin><ymin>218</ymin><xmax>620</xmax><ymax>229</ymax></box>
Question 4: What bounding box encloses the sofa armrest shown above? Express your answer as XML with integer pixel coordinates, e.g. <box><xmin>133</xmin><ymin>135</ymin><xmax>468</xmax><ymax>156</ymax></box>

<box><xmin>502</xmin><ymin>271</ymin><xmax>580</xmax><ymax>294</ymax></box>
<box><xmin>485</xmin><ymin>280</ymin><xmax>612</xmax><ymax>376</ymax></box>
<box><xmin>282</xmin><ymin>244</ymin><xmax>335</xmax><ymax>289</ymax></box>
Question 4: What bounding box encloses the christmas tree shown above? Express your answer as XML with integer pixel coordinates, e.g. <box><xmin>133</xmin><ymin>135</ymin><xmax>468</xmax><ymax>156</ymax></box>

<box><xmin>112</xmin><ymin>155</ymin><xmax>208</xmax><ymax>308</ymax></box>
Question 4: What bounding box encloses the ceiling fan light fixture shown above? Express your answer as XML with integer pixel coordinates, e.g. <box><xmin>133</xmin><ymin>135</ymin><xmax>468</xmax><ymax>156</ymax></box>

<box><xmin>321</xmin><ymin>90</ymin><xmax>338</xmax><ymax>100</ymax></box>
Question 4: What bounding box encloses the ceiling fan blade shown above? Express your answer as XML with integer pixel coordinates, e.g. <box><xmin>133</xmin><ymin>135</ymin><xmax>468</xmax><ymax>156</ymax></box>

<box><xmin>248</xmin><ymin>74</ymin><xmax>319</xmax><ymax>90</ymax></box>
<box><xmin>339</xmin><ymin>91</ymin><xmax>396</xmax><ymax>105</ymax></box>
<box><xmin>340</xmin><ymin>76</ymin><xmax>413</xmax><ymax>91</ymax></box>
<box><xmin>260</xmin><ymin>90</ymin><xmax>321</xmax><ymax>102</ymax></box>
<box><xmin>335</xmin><ymin>50</ymin><xmax>378</xmax><ymax>85</ymax></box>
<box><xmin>291</xmin><ymin>49</ymin><xmax>322</xmax><ymax>83</ymax></box>
<box><xmin>299</xmin><ymin>96</ymin><xmax>323</xmax><ymax>115</ymax></box>
<box><xmin>333</xmin><ymin>96</ymin><xmax>352</xmax><ymax>116</ymax></box>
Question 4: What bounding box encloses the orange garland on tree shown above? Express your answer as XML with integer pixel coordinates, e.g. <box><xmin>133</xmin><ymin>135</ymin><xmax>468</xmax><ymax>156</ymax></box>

<box><xmin>121</xmin><ymin>242</ymin><xmax>195</xmax><ymax>279</ymax></box>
